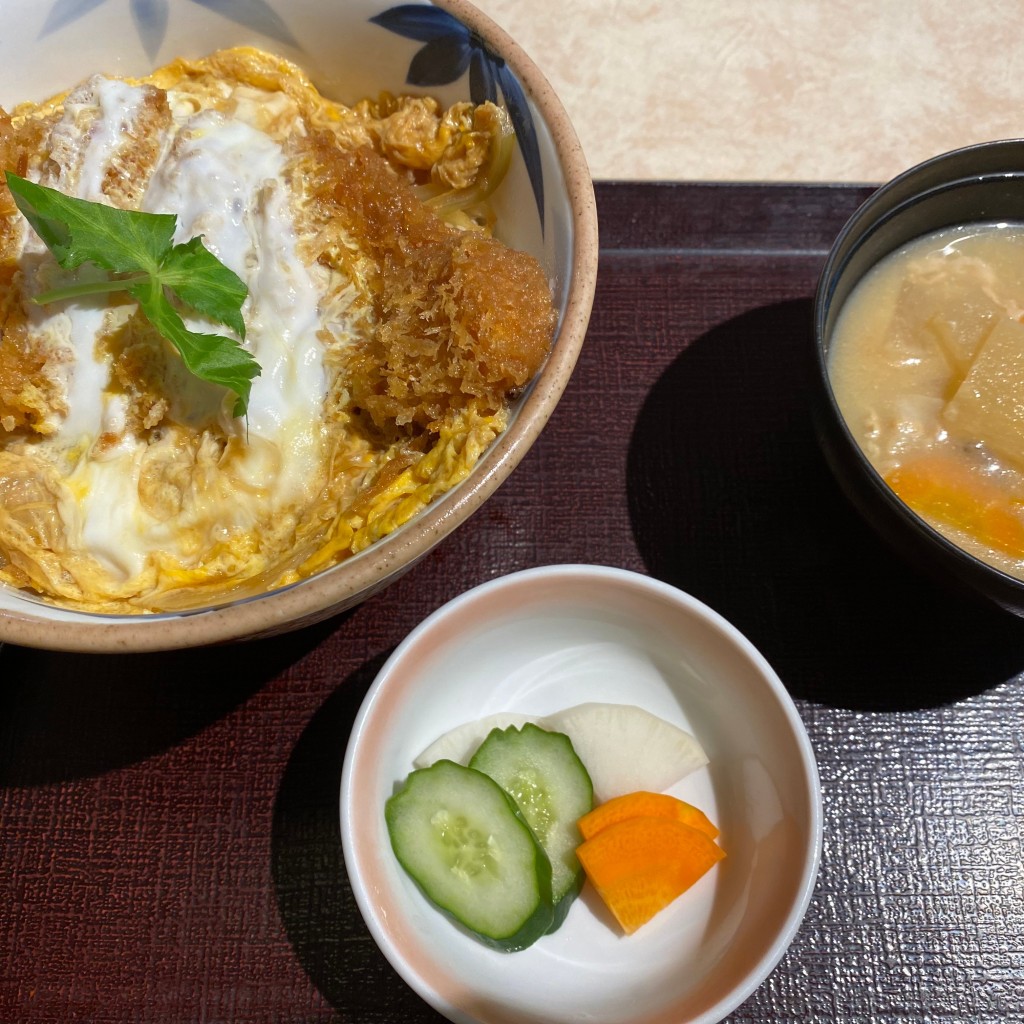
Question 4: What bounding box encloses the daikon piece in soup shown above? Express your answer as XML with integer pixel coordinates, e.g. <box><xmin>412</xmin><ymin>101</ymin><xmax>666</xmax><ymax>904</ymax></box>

<box><xmin>828</xmin><ymin>223</ymin><xmax>1024</xmax><ymax>580</ymax></box>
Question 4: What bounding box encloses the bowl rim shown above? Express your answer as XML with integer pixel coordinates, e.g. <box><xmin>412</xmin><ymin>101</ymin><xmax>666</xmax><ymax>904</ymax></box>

<box><xmin>813</xmin><ymin>137</ymin><xmax>1024</xmax><ymax>605</ymax></box>
<box><xmin>340</xmin><ymin>563</ymin><xmax>824</xmax><ymax>1024</ymax></box>
<box><xmin>0</xmin><ymin>0</ymin><xmax>600</xmax><ymax>652</ymax></box>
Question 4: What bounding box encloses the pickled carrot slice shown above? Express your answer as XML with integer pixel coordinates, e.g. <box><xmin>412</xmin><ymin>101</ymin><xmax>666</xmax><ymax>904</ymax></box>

<box><xmin>577</xmin><ymin>790</ymin><xmax>719</xmax><ymax>842</ymax></box>
<box><xmin>576</xmin><ymin>816</ymin><xmax>725</xmax><ymax>934</ymax></box>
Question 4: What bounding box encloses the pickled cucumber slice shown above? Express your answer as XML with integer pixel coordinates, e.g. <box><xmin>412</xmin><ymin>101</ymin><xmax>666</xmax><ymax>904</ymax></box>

<box><xmin>385</xmin><ymin>759</ymin><xmax>554</xmax><ymax>951</ymax></box>
<box><xmin>469</xmin><ymin>723</ymin><xmax>593</xmax><ymax>930</ymax></box>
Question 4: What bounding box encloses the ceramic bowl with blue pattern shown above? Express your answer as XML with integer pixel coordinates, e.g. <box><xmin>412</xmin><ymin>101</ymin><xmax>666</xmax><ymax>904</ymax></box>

<box><xmin>0</xmin><ymin>0</ymin><xmax>598</xmax><ymax>651</ymax></box>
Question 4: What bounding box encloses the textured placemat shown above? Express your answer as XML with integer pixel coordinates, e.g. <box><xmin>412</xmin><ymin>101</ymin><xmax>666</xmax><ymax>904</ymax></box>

<box><xmin>3</xmin><ymin>182</ymin><xmax>1023</xmax><ymax>1023</ymax></box>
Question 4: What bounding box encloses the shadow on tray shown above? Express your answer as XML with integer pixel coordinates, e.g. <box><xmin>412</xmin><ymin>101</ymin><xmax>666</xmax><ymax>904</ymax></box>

<box><xmin>0</xmin><ymin>614</ymin><xmax>342</xmax><ymax>787</ymax></box>
<box><xmin>627</xmin><ymin>298</ymin><xmax>1024</xmax><ymax>712</ymax></box>
<box><xmin>270</xmin><ymin>651</ymin><xmax>445</xmax><ymax>1021</ymax></box>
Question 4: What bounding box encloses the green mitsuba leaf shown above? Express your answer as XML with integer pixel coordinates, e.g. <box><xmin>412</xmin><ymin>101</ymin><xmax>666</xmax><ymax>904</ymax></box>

<box><xmin>131</xmin><ymin>280</ymin><xmax>259</xmax><ymax>420</ymax></box>
<box><xmin>159</xmin><ymin>236</ymin><xmax>248</xmax><ymax>341</ymax></box>
<box><xmin>4</xmin><ymin>171</ymin><xmax>259</xmax><ymax>417</ymax></box>
<box><xmin>6</xmin><ymin>171</ymin><xmax>175</xmax><ymax>272</ymax></box>
<box><xmin>4</xmin><ymin>173</ymin><xmax>77</xmax><ymax>264</ymax></box>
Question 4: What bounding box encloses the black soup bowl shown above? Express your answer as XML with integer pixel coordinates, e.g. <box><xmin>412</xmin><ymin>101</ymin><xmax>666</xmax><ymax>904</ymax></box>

<box><xmin>814</xmin><ymin>139</ymin><xmax>1024</xmax><ymax>617</ymax></box>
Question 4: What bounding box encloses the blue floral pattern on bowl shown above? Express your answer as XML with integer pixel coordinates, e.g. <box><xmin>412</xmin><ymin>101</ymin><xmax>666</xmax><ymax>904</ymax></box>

<box><xmin>370</xmin><ymin>4</ymin><xmax>545</xmax><ymax>228</ymax></box>
<box><xmin>36</xmin><ymin>1</ymin><xmax>543</xmax><ymax>229</ymax></box>
<box><xmin>39</xmin><ymin>0</ymin><xmax>298</xmax><ymax>60</ymax></box>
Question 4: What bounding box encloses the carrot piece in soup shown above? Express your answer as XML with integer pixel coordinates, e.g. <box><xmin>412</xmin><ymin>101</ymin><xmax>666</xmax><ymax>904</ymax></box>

<box><xmin>576</xmin><ymin>816</ymin><xmax>725</xmax><ymax>934</ymax></box>
<box><xmin>886</xmin><ymin>453</ymin><xmax>1024</xmax><ymax>558</ymax></box>
<box><xmin>577</xmin><ymin>791</ymin><xmax>719</xmax><ymax>842</ymax></box>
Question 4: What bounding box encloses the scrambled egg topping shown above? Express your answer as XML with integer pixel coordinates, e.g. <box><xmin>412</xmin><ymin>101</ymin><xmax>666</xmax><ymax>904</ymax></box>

<box><xmin>0</xmin><ymin>47</ymin><xmax>556</xmax><ymax>612</ymax></box>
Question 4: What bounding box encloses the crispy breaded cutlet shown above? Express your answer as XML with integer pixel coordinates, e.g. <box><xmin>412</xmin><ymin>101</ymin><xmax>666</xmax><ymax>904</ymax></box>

<box><xmin>299</xmin><ymin>138</ymin><xmax>556</xmax><ymax>436</ymax></box>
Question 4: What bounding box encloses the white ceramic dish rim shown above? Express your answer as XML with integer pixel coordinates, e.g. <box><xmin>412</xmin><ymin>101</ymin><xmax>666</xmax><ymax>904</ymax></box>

<box><xmin>0</xmin><ymin>0</ymin><xmax>599</xmax><ymax>652</ymax></box>
<box><xmin>340</xmin><ymin>563</ymin><xmax>823</xmax><ymax>1024</ymax></box>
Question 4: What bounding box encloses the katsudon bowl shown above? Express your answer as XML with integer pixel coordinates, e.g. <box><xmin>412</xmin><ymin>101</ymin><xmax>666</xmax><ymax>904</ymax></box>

<box><xmin>0</xmin><ymin>0</ymin><xmax>598</xmax><ymax>651</ymax></box>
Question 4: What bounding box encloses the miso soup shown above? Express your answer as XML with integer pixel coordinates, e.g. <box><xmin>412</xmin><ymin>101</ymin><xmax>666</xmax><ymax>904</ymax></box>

<box><xmin>829</xmin><ymin>223</ymin><xmax>1024</xmax><ymax>579</ymax></box>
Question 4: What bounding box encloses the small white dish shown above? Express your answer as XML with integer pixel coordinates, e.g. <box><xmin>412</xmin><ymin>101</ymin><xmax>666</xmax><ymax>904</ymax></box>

<box><xmin>340</xmin><ymin>564</ymin><xmax>822</xmax><ymax>1024</ymax></box>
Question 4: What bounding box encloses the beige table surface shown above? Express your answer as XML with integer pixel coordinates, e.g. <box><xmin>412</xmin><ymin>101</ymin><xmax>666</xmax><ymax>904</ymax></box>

<box><xmin>474</xmin><ymin>0</ymin><xmax>1024</xmax><ymax>184</ymax></box>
